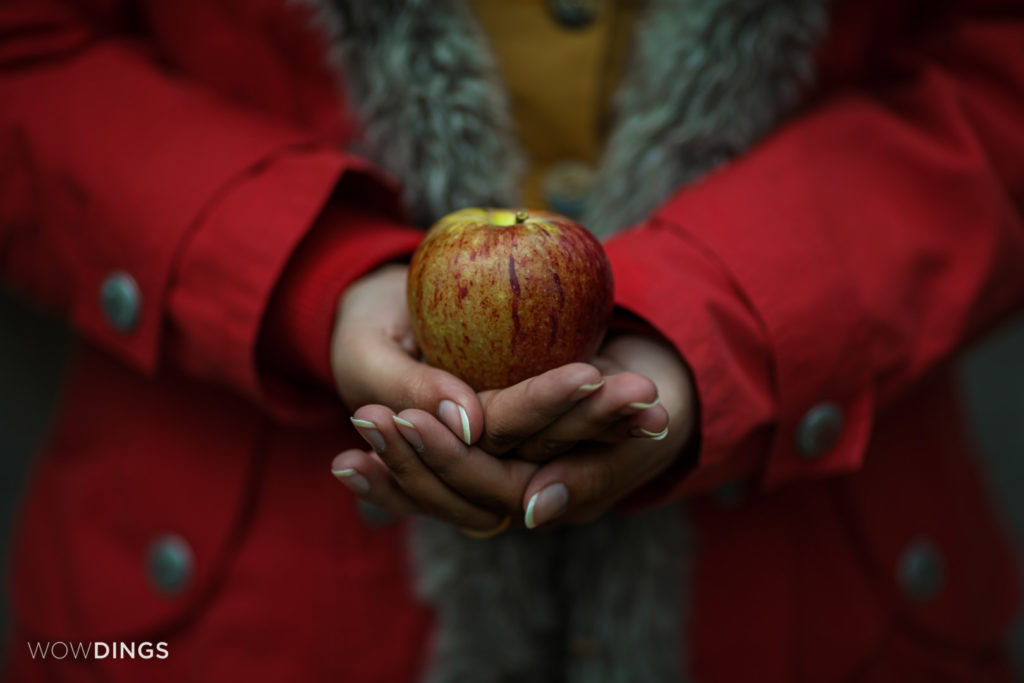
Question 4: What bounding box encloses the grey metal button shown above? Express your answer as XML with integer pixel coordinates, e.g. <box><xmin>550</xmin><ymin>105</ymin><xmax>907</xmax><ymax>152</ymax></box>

<box><xmin>147</xmin><ymin>534</ymin><xmax>193</xmax><ymax>595</ymax></box>
<box><xmin>358</xmin><ymin>500</ymin><xmax>395</xmax><ymax>526</ymax></box>
<box><xmin>100</xmin><ymin>270</ymin><xmax>141</xmax><ymax>332</ymax></box>
<box><xmin>897</xmin><ymin>538</ymin><xmax>945</xmax><ymax>602</ymax></box>
<box><xmin>711</xmin><ymin>480</ymin><xmax>747</xmax><ymax>509</ymax></box>
<box><xmin>543</xmin><ymin>160</ymin><xmax>596</xmax><ymax>220</ymax></box>
<box><xmin>795</xmin><ymin>401</ymin><xmax>843</xmax><ymax>459</ymax></box>
<box><xmin>548</xmin><ymin>0</ymin><xmax>600</xmax><ymax>29</ymax></box>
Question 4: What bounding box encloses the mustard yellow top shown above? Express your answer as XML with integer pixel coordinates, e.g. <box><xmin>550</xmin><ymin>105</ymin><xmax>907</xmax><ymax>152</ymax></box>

<box><xmin>468</xmin><ymin>0</ymin><xmax>638</xmax><ymax>210</ymax></box>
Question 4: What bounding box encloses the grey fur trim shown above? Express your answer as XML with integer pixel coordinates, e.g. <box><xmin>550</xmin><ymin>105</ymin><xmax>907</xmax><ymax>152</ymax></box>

<box><xmin>292</xmin><ymin>0</ymin><xmax>523</xmax><ymax>227</ymax></box>
<box><xmin>412</xmin><ymin>505</ymin><xmax>690</xmax><ymax>683</ymax></box>
<box><xmin>411</xmin><ymin>518</ymin><xmax>563</xmax><ymax>683</ymax></box>
<box><xmin>559</xmin><ymin>504</ymin><xmax>690</xmax><ymax>683</ymax></box>
<box><xmin>583</xmin><ymin>0</ymin><xmax>830</xmax><ymax>236</ymax></box>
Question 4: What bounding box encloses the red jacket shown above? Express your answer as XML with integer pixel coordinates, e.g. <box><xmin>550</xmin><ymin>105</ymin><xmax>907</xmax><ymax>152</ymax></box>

<box><xmin>2</xmin><ymin>0</ymin><xmax>1023</xmax><ymax>680</ymax></box>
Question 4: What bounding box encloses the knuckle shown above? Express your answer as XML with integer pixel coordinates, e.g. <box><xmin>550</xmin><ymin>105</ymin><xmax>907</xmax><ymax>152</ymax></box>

<box><xmin>421</xmin><ymin>450</ymin><xmax>458</xmax><ymax>480</ymax></box>
<box><xmin>522</xmin><ymin>439</ymin><xmax>571</xmax><ymax>462</ymax></box>
<box><xmin>401</xmin><ymin>373</ymin><xmax>436</xmax><ymax>412</ymax></box>
<box><xmin>382</xmin><ymin>454</ymin><xmax>417</xmax><ymax>480</ymax></box>
<box><xmin>484</xmin><ymin>422</ymin><xmax>523</xmax><ymax>453</ymax></box>
<box><xmin>576</xmin><ymin>464</ymin><xmax>615</xmax><ymax>504</ymax></box>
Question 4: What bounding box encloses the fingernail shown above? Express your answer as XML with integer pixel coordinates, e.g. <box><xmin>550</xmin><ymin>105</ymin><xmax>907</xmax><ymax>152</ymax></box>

<box><xmin>631</xmin><ymin>426</ymin><xmax>670</xmax><ymax>441</ymax></box>
<box><xmin>524</xmin><ymin>483</ymin><xmax>569</xmax><ymax>529</ymax></box>
<box><xmin>439</xmin><ymin>400</ymin><xmax>471</xmax><ymax>445</ymax></box>
<box><xmin>628</xmin><ymin>396</ymin><xmax>661</xmax><ymax>410</ymax></box>
<box><xmin>332</xmin><ymin>468</ymin><xmax>371</xmax><ymax>494</ymax></box>
<box><xmin>350</xmin><ymin>417</ymin><xmax>386</xmax><ymax>453</ymax></box>
<box><xmin>392</xmin><ymin>415</ymin><xmax>424</xmax><ymax>452</ymax></box>
<box><xmin>571</xmin><ymin>379</ymin><xmax>605</xmax><ymax>400</ymax></box>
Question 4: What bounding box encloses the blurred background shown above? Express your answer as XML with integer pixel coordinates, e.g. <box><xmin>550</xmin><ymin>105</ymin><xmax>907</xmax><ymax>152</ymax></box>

<box><xmin>2</xmin><ymin>286</ymin><xmax>1023</xmax><ymax>665</ymax></box>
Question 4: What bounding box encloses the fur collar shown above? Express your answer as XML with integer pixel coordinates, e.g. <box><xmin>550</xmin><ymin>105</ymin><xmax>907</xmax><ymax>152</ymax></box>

<box><xmin>294</xmin><ymin>0</ymin><xmax>524</xmax><ymax>227</ymax></box>
<box><xmin>295</xmin><ymin>0</ymin><xmax>828</xmax><ymax>235</ymax></box>
<box><xmin>292</xmin><ymin>0</ymin><xmax>830</xmax><ymax>680</ymax></box>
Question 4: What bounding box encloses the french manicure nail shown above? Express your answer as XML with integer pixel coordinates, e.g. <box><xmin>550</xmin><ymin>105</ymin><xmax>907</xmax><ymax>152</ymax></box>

<box><xmin>392</xmin><ymin>415</ymin><xmax>425</xmax><ymax>452</ymax></box>
<box><xmin>332</xmin><ymin>468</ymin><xmax>371</xmax><ymax>494</ymax></box>
<box><xmin>631</xmin><ymin>426</ymin><xmax>670</xmax><ymax>441</ymax></box>
<box><xmin>350</xmin><ymin>417</ymin><xmax>387</xmax><ymax>453</ymax></box>
<box><xmin>439</xmin><ymin>400</ymin><xmax>472</xmax><ymax>445</ymax></box>
<box><xmin>524</xmin><ymin>483</ymin><xmax>569</xmax><ymax>529</ymax></box>
<box><xmin>571</xmin><ymin>379</ymin><xmax>605</xmax><ymax>400</ymax></box>
<box><xmin>628</xmin><ymin>396</ymin><xmax>661</xmax><ymax>410</ymax></box>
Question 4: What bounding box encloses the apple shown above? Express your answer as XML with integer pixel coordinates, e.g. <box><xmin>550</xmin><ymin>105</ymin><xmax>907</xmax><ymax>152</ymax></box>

<box><xmin>407</xmin><ymin>208</ymin><xmax>614</xmax><ymax>391</ymax></box>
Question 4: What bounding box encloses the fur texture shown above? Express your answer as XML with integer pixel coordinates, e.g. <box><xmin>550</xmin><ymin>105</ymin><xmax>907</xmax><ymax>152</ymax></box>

<box><xmin>558</xmin><ymin>504</ymin><xmax>690</xmax><ymax>683</ymax></box>
<box><xmin>583</xmin><ymin>0</ymin><xmax>830</xmax><ymax>236</ymax></box>
<box><xmin>292</xmin><ymin>0</ymin><xmax>523</xmax><ymax>226</ymax></box>
<box><xmin>410</xmin><ymin>505</ymin><xmax>689</xmax><ymax>683</ymax></box>
<box><xmin>410</xmin><ymin>518</ymin><xmax>563</xmax><ymax>682</ymax></box>
<box><xmin>293</xmin><ymin>0</ymin><xmax>831</xmax><ymax>680</ymax></box>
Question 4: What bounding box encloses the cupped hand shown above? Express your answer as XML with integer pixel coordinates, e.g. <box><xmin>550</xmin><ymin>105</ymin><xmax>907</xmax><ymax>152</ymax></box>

<box><xmin>518</xmin><ymin>334</ymin><xmax>695</xmax><ymax>528</ymax></box>
<box><xmin>331</xmin><ymin>362</ymin><xmax>613</xmax><ymax>531</ymax></box>
<box><xmin>330</xmin><ymin>263</ymin><xmax>485</xmax><ymax>442</ymax></box>
<box><xmin>334</xmin><ymin>333</ymin><xmax>693</xmax><ymax>534</ymax></box>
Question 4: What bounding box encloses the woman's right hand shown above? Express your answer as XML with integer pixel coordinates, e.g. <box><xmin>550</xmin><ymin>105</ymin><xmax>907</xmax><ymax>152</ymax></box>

<box><xmin>329</xmin><ymin>262</ymin><xmax>486</xmax><ymax>442</ymax></box>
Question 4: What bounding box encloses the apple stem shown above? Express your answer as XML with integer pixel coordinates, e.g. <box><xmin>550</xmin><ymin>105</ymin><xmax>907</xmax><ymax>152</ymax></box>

<box><xmin>514</xmin><ymin>210</ymin><xmax>529</xmax><ymax>224</ymax></box>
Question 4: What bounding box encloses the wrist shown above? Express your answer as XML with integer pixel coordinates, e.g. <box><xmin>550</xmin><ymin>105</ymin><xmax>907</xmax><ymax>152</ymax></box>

<box><xmin>260</xmin><ymin>200</ymin><xmax>422</xmax><ymax>389</ymax></box>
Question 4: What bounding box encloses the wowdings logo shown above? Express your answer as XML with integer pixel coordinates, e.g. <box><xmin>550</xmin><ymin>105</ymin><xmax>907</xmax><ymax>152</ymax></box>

<box><xmin>26</xmin><ymin>641</ymin><xmax>169</xmax><ymax>660</ymax></box>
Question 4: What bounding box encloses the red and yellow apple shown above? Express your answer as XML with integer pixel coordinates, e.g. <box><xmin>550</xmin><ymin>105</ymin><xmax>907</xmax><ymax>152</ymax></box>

<box><xmin>407</xmin><ymin>208</ymin><xmax>614</xmax><ymax>391</ymax></box>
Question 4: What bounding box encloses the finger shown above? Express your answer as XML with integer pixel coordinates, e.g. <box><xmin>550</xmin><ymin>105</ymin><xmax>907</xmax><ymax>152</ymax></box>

<box><xmin>589</xmin><ymin>404</ymin><xmax>671</xmax><ymax>444</ymax></box>
<box><xmin>475</xmin><ymin>362</ymin><xmax>604</xmax><ymax>455</ymax></box>
<box><xmin>350</xmin><ymin>405</ymin><xmax>505</xmax><ymax>530</ymax></box>
<box><xmin>521</xmin><ymin>440</ymin><xmax>678</xmax><ymax>530</ymax></box>
<box><xmin>332</xmin><ymin>263</ymin><xmax>483</xmax><ymax>444</ymax></box>
<box><xmin>333</xmin><ymin>333</ymin><xmax>484</xmax><ymax>447</ymax></box>
<box><xmin>393</xmin><ymin>408</ymin><xmax>538</xmax><ymax>514</ymax></box>
<box><xmin>516</xmin><ymin>371</ymin><xmax>659</xmax><ymax>461</ymax></box>
<box><xmin>330</xmin><ymin>449</ymin><xmax>418</xmax><ymax>519</ymax></box>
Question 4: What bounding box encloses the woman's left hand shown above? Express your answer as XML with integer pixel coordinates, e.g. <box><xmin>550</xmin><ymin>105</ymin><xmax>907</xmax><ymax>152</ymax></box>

<box><xmin>514</xmin><ymin>334</ymin><xmax>696</xmax><ymax>528</ymax></box>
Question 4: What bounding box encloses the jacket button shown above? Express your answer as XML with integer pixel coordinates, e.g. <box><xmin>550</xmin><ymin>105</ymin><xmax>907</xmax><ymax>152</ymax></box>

<box><xmin>100</xmin><ymin>271</ymin><xmax>141</xmax><ymax>332</ymax></box>
<box><xmin>795</xmin><ymin>402</ymin><xmax>843</xmax><ymax>459</ymax></box>
<box><xmin>897</xmin><ymin>538</ymin><xmax>944</xmax><ymax>602</ymax></box>
<box><xmin>147</xmin><ymin>534</ymin><xmax>193</xmax><ymax>596</ymax></box>
<box><xmin>543</xmin><ymin>160</ymin><xmax>596</xmax><ymax>220</ymax></box>
<box><xmin>547</xmin><ymin>0</ymin><xmax>599</xmax><ymax>29</ymax></box>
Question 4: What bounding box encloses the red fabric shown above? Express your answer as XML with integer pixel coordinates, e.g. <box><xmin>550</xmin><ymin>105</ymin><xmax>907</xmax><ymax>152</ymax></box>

<box><xmin>261</xmin><ymin>184</ymin><xmax>423</xmax><ymax>388</ymax></box>
<box><xmin>1</xmin><ymin>0</ymin><xmax>1021</xmax><ymax>681</ymax></box>
<box><xmin>607</xmin><ymin>0</ymin><xmax>1024</xmax><ymax>496</ymax></box>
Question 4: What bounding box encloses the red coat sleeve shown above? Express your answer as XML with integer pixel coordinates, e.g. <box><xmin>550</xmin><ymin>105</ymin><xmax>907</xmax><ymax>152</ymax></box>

<box><xmin>607</xmin><ymin>0</ymin><xmax>1024</xmax><ymax>497</ymax></box>
<box><xmin>0</xmin><ymin>1</ymin><xmax>423</xmax><ymax>420</ymax></box>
